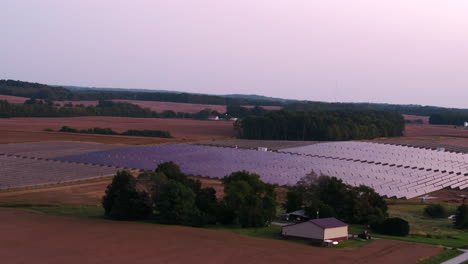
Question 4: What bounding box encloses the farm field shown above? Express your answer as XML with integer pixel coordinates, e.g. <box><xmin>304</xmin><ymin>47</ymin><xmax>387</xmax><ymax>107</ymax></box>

<box><xmin>0</xmin><ymin>130</ymin><xmax>180</xmax><ymax>145</ymax></box>
<box><xmin>405</xmin><ymin>124</ymin><xmax>468</xmax><ymax>138</ymax></box>
<box><xmin>0</xmin><ymin>94</ymin><xmax>28</xmax><ymax>104</ymax></box>
<box><xmin>0</xmin><ymin>116</ymin><xmax>235</xmax><ymax>140</ymax></box>
<box><xmin>0</xmin><ymin>176</ymin><xmax>224</xmax><ymax>205</ymax></box>
<box><xmin>403</xmin><ymin>114</ymin><xmax>430</xmax><ymax>124</ymax></box>
<box><xmin>0</xmin><ymin>209</ymin><xmax>441</xmax><ymax>264</ymax></box>
<box><xmin>112</xmin><ymin>99</ymin><xmax>228</xmax><ymax>113</ymax></box>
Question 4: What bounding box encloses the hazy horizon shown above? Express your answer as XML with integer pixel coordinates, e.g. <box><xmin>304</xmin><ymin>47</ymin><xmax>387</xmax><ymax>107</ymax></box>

<box><xmin>1</xmin><ymin>0</ymin><xmax>467</xmax><ymax>108</ymax></box>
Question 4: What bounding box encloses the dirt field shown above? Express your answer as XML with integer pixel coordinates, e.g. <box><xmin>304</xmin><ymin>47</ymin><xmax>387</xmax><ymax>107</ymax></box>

<box><xmin>0</xmin><ymin>209</ymin><xmax>440</xmax><ymax>264</ymax></box>
<box><xmin>405</xmin><ymin>124</ymin><xmax>468</xmax><ymax>138</ymax></box>
<box><xmin>0</xmin><ymin>94</ymin><xmax>29</xmax><ymax>104</ymax></box>
<box><xmin>0</xmin><ymin>116</ymin><xmax>235</xmax><ymax>141</ymax></box>
<box><xmin>403</xmin><ymin>114</ymin><xmax>430</xmax><ymax>124</ymax></box>
<box><xmin>0</xmin><ymin>177</ymin><xmax>225</xmax><ymax>205</ymax></box>
<box><xmin>0</xmin><ymin>130</ymin><xmax>184</xmax><ymax>145</ymax></box>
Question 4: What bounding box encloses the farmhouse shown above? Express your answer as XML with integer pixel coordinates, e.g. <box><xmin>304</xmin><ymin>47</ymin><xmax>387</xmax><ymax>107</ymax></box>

<box><xmin>282</xmin><ymin>217</ymin><xmax>348</xmax><ymax>242</ymax></box>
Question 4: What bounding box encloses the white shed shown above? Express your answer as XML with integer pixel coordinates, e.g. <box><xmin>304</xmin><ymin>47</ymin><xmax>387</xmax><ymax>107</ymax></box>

<box><xmin>281</xmin><ymin>217</ymin><xmax>348</xmax><ymax>242</ymax></box>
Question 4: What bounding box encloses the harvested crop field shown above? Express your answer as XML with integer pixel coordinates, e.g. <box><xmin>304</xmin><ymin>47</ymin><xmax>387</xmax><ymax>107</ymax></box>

<box><xmin>0</xmin><ymin>177</ymin><xmax>224</xmax><ymax>205</ymax></box>
<box><xmin>403</xmin><ymin>115</ymin><xmax>430</xmax><ymax>124</ymax></box>
<box><xmin>405</xmin><ymin>124</ymin><xmax>468</xmax><ymax>138</ymax></box>
<box><xmin>0</xmin><ymin>141</ymin><xmax>125</xmax><ymax>159</ymax></box>
<box><xmin>0</xmin><ymin>116</ymin><xmax>235</xmax><ymax>140</ymax></box>
<box><xmin>0</xmin><ymin>209</ymin><xmax>441</xmax><ymax>264</ymax></box>
<box><xmin>113</xmin><ymin>99</ymin><xmax>228</xmax><ymax>113</ymax></box>
<box><xmin>0</xmin><ymin>94</ymin><xmax>29</xmax><ymax>104</ymax></box>
<box><xmin>0</xmin><ymin>130</ymin><xmax>181</xmax><ymax>145</ymax></box>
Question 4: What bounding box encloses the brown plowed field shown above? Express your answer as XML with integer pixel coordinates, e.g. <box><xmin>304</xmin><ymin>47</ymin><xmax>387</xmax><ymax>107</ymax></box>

<box><xmin>0</xmin><ymin>94</ymin><xmax>29</xmax><ymax>104</ymax></box>
<box><xmin>113</xmin><ymin>99</ymin><xmax>228</xmax><ymax>113</ymax></box>
<box><xmin>405</xmin><ymin>124</ymin><xmax>468</xmax><ymax>138</ymax></box>
<box><xmin>0</xmin><ymin>130</ymin><xmax>181</xmax><ymax>145</ymax></box>
<box><xmin>0</xmin><ymin>116</ymin><xmax>235</xmax><ymax>142</ymax></box>
<box><xmin>0</xmin><ymin>177</ymin><xmax>224</xmax><ymax>205</ymax></box>
<box><xmin>0</xmin><ymin>209</ymin><xmax>440</xmax><ymax>264</ymax></box>
<box><xmin>403</xmin><ymin>114</ymin><xmax>430</xmax><ymax>124</ymax></box>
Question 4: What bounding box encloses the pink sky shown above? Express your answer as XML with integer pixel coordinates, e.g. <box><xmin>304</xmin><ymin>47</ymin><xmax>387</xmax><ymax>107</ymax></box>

<box><xmin>1</xmin><ymin>0</ymin><xmax>467</xmax><ymax>108</ymax></box>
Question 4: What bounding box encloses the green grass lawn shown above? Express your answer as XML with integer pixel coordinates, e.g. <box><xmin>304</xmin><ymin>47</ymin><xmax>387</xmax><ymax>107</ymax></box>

<box><xmin>418</xmin><ymin>249</ymin><xmax>463</xmax><ymax>264</ymax></box>
<box><xmin>0</xmin><ymin>203</ymin><xmax>104</xmax><ymax>218</ymax></box>
<box><xmin>368</xmin><ymin>201</ymin><xmax>468</xmax><ymax>248</ymax></box>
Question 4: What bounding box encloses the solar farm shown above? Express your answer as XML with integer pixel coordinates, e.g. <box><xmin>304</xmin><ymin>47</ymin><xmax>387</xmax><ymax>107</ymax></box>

<box><xmin>2</xmin><ymin>140</ymin><xmax>468</xmax><ymax>199</ymax></box>
<box><xmin>0</xmin><ymin>142</ymin><xmax>123</xmax><ymax>189</ymax></box>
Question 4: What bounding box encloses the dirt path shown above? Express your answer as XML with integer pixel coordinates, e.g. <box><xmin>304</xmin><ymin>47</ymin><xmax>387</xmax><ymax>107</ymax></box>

<box><xmin>0</xmin><ymin>209</ymin><xmax>441</xmax><ymax>264</ymax></box>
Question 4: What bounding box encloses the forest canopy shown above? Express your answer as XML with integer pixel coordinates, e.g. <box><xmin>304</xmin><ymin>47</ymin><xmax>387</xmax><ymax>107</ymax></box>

<box><xmin>237</xmin><ymin>110</ymin><xmax>405</xmax><ymax>141</ymax></box>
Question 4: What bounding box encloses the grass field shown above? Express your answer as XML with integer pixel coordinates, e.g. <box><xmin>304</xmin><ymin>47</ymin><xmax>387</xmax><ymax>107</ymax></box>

<box><xmin>370</xmin><ymin>200</ymin><xmax>468</xmax><ymax>248</ymax></box>
<box><xmin>418</xmin><ymin>249</ymin><xmax>463</xmax><ymax>264</ymax></box>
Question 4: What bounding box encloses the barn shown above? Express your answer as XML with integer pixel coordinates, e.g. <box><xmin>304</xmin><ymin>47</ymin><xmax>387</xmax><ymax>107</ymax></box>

<box><xmin>281</xmin><ymin>217</ymin><xmax>348</xmax><ymax>242</ymax></box>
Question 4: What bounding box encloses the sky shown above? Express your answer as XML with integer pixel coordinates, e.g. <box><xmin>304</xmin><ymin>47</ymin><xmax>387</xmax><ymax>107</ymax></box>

<box><xmin>0</xmin><ymin>0</ymin><xmax>467</xmax><ymax>108</ymax></box>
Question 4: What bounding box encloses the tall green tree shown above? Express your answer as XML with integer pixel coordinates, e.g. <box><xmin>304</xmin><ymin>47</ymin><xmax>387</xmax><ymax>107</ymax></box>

<box><xmin>102</xmin><ymin>170</ymin><xmax>152</xmax><ymax>220</ymax></box>
<box><xmin>222</xmin><ymin>171</ymin><xmax>277</xmax><ymax>227</ymax></box>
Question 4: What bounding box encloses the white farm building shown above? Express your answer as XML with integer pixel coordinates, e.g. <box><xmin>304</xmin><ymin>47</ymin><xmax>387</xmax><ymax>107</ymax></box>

<box><xmin>281</xmin><ymin>217</ymin><xmax>348</xmax><ymax>242</ymax></box>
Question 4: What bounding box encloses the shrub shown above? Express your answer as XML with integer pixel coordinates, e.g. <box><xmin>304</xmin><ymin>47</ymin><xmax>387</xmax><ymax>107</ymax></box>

<box><xmin>455</xmin><ymin>204</ymin><xmax>468</xmax><ymax>229</ymax></box>
<box><xmin>122</xmin><ymin>129</ymin><xmax>172</xmax><ymax>138</ymax></box>
<box><xmin>424</xmin><ymin>204</ymin><xmax>448</xmax><ymax>218</ymax></box>
<box><xmin>373</xmin><ymin>217</ymin><xmax>410</xmax><ymax>236</ymax></box>
<box><xmin>59</xmin><ymin>126</ymin><xmax>78</xmax><ymax>133</ymax></box>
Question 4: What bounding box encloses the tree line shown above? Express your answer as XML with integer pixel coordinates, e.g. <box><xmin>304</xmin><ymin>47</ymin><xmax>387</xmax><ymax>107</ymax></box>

<box><xmin>55</xmin><ymin>126</ymin><xmax>173</xmax><ymax>138</ymax></box>
<box><xmin>285</xmin><ymin>101</ymin><xmax>468</xmax><ymax>117</ymax></box>
<box><xmin>5</xmin><ymin>79</ymin><xmax>468</xmax><ymax>118</ymax></box>
<box><xmin>237</xmin><ymin>110</ymin><xmax>405</xmax><ymax>141</ymax></box>
<box><xmin>284</xmin><ymin>173</ymin><xmax>410</xmax><ymax>236</ymax></box>
<box><xmin>0</xmin><ymin>99</ymin><xmax>264</xmax><ymax>120</ymax></box>
<box><xmin>429</xmin><ymin>112</ymin><xmax>468</xmax><ymax>125</ymax></box>
<box><xmin>103</xmin><ymin>162</ymin><xmax>277</xmax><ymax>228</ymax></box>
<box><xmin>0</xmin><ymin>79</ymin><xmax>283</xmax><ymax>106</ymax></box>
<box><xmin>0</xmin><ymin>99</ymin><xmax>154</xmax><ymax>118</ymax></box>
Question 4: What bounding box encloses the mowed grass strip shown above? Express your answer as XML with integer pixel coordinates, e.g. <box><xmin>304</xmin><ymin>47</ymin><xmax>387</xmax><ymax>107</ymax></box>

<box><xmin>417</xmin><ymin>249</ymin><xmax>463</xmax><ymax>264</ymax></box>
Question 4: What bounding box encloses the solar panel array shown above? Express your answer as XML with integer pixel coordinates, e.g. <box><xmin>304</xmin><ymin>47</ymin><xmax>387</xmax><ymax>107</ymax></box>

<box><xmin>280</xmin><ymin>142</ymin><xmax>468</xmax><ymax>198</ymax></box>
<box><xmin>377</xmin><ymin>141</ymin><xmax>468</xmax><ymax>154</ymax></box>
<box><xmin>54</xmin><ymin>142</ymin><xmax>468</xmax><ymax>199</ymax></box>
<box><xmin>3</xmin><ymin>140</ymin><xmax>468</xmax><ymax>198</ymax></box>
<box><xmin>0</xmin><ymin>142</ymin><xmax>128</xmax><ymax>190</ymax></box>
<box><xmin>0</xmin><ymin>154</ymin><xmax>119</xmax><ymax>189</ymax></box>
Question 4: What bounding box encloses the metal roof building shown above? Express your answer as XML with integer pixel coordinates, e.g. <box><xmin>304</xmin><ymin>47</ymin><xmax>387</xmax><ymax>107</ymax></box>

<box><xmin>281</xmin><ymin>217</ymin><xmax>348</xmax><ymax>242</ymax></box>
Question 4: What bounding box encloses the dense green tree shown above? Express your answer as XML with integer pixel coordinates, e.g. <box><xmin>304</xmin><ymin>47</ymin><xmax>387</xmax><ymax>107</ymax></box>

<box><xmin>294</xmin><ymin>175</ymin><xmax>387</xmax><ymax>224</ymax></box>
<box><xmin>155</xmin><ymin>180</ymin><xmax>200</xmax><ymax>226</ymax></box>
<box><xmin>424</xmin><ymin>204</ymin><xmax>448</xmax><ymax>219</ymax></box>
<box><xmin>222</xmin><ymin>171</ymin><xmax>277</xmax><ymax>227</ymax></box>
<box><xmin>102</xmin><ymin>171</ymin><xmax>152</xmax><ymax>220</ymax></box>
<box><xmin>373</xmin><ymin>217</ymin><xmax>410</xmax><ymax>236</ymax></box>
<box><xmin>239</xmin><ymin>110</ymin><xmax>405</xmax><ymax>141</ymax></box>
<box><xmin>454</xmin><ymin>204</ymin><xmax>468</xmax><ymax>229</ymax></box>
<box><xmin>283</xmin><ymin>189</ymin><xmax>303</xmax><ymax>213</ymax></box>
